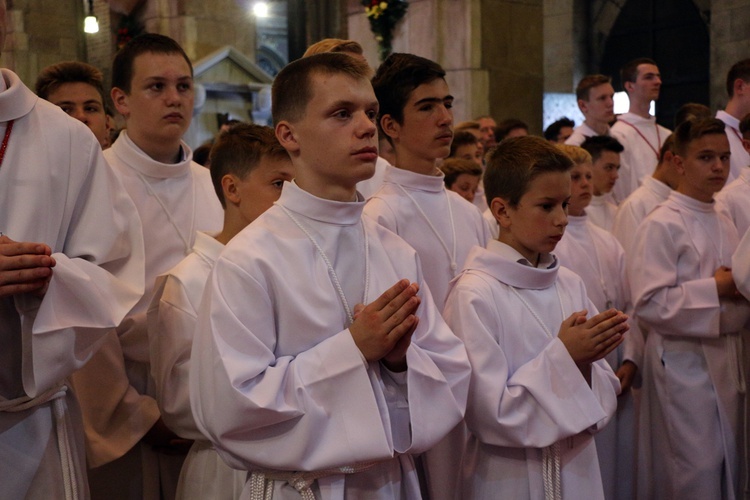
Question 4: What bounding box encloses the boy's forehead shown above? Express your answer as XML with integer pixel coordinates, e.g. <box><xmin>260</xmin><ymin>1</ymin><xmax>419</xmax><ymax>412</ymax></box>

<box><xmin>687</xmin><ymin>133</ymin><xmax>730</xmax><ymax>153</ymax></box>
<box><xmin>405</xmin><ymin>78</ymin><xmax>450</xmax><ymax>103</ymax></box>
<box><xmin>132</xmin><ymin>51</ymin><xmax>192</xmax><ymax>78</ymax></box>
<box><xmin>307</xmin><ymin>71</ymin><xmax>374</xmax><ymax>105</ymax></box>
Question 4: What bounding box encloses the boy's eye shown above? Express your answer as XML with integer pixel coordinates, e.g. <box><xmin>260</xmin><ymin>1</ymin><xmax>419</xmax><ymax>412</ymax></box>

<box><xmin>445</xmin><ymin>101</ymin><xmax>453</xmax><ymax>109</ymax></box>
<box><xmin>178</xmin><ymin>82</ymin><xmax>192</xmax><ymax>92</ymax></box>
<box><xmin>366</xmin><ymin>109</ymin><xmax>378</xmax><ymax>121</ymax></box>
<box><xmin>271</xmin><ymin>180</ymin><xmax>284</xmax><ymax>188</ymax></box>
<box><xmin>150</xmin><ymin>82</ymin><xmax>164</xmax><ymax>91</ymax></box>
<box><xmin>334</xmin><ymin>109</ymin><xmax>351</xmax><ymax>119</ymax></box>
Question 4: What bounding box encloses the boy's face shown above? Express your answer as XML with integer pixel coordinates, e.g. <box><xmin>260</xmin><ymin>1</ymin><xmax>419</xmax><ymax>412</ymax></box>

<box><xmin>568</xmin><ymin>162</ymin><xmax>593</xmax><ymax>215</ymax></box>
<box><xmin>449</xmin><ymin>173</ymin><xmax>480</xmax><ymax>204</ymax></box>
<box><xmin>626</xmin><ymin>63</ymin><xmax>662</xmax><ymax>102</ymax></box>
<box><xmin>580</xmin><ymin>83</ymin><xmax>615</xmax><ymax>124</ymax></box>
<box><xmin>555</xmin><ymin>126</ymin><xmax>573</xmax><ymax>144</ymax></box>
<box><xmin>478</xmin><ymin>116</ymin><xmax>497</xmax><ymax>149</ymax></box>
<box><xmin>591</xmin><ymin>150</ymin><xmax>620</xmax><ymax>196</ymax></box>
<box><xmin>385</xmin><ymin>78</ymin><xmax>454</xmax><ymax>164</ymax></box>
<box><xmin>234</xmin><ymin>155</ymin><xmax>295</xmax><ymax>225</ymax></box>
<box><xmin>454</xmin><ymin>143</ymin><xmax>483</xmax><ymax>167</ymax></box>
<box><xmin>675</xmin><ymin>133</ymin><xmax>730</xmax><ymax>203</ymax></box>
<box><xmin>112</xmin><ymin>52</ymin><xmax>194</xmax><ymax>147</ymax></box>
<box><xmin>281</xmin><ymin>72</ymin><xmax>378</xmax><ymax>196</ymax></box>
<box><xmin>496</xmin><ymin>171</ymin><xmax>570</xmax><ymax>264</ymax></box>
<box><xmin>47</xmin><ymin>82</ymin><xmax>109</xmax><ymax>148</ymax></box>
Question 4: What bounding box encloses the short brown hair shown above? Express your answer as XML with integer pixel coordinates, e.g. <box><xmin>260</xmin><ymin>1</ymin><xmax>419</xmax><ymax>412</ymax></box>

<box><xmin>674</xmin><ymin>102</ymin><xmax>711</xmax><ymax>128</ymax></box>
<box><xmin>484</xmin><ymin>136</ymin><xmax>573</xmax><ymax>207</ymax></box>
<box><xmin>449</xmin><ymin>131</ymin><xmax>479</xmax><ymax>157</ymax></box>
<box><xmin>35</xmin><ymin>61</ymin><xmax>106</xmax><ymax>105</ymax></box>
<box><xmin>112</xmin><ymin>33</ymin><xmax>193</xmax><ymax>94</ymax></box>
<box><xmin>303</xmin><ymin>39</ymin><xmax>364</xmax><ymax>57</ymax></box>
<box><xmin>658</xmin><ymin>134</ymin><xmax>675</xmax><ymax>162</ymax></box>
<box><xmin>209</xmin><ymin>123</ymin><xmax>289</xmax><ymax>208</ymax></box>
<box><xmin>439</xmin><ymin>158</ymin><xmax>482</xmax><ymax>188</ymax></box>
<box><xmin>271</xmin><ymin>52</ymin><xmax>371</xmax><ymax>125</ymax></box>
<box><xmin>455</xmin><ymin>121</ymin><xmax>481</xmax><ymax>133</ymax></box>
<box><xmin>673</xmin><ymin>117</ymin><xmax>726</xmax><ymax>156</ymax></box>
<box><xmin>555</xmin><ymin>144</ymin><xmax>592</xmax><ymax>166</ymax></box>
<box><xmin>620</xmin><ymin>57</ymin><xmax>658</xmax><ymax>90</ymax></box>
<box><xmin>576</xmin><ymin>74</ymin><xmax>611</xmax><ymax>101</ymax></box>
<box><xmin>726</xmin><ymin>59</ymin><xmax>750</xmax><ymax>98</ymax></box>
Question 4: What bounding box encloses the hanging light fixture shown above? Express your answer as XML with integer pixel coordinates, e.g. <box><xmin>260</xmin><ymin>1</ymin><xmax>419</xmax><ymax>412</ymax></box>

<box><xmin>84</xmin><ymin>0</ymin><xmax>99</xmax><ymax>34</ymax></box>
<box><xmin>253</xmin><ymin>1</ymin><xmax>270</xmax><ymax>18</ymax></box>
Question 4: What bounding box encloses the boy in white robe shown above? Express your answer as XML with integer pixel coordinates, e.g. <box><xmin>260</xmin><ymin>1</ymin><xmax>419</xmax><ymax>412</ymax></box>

<box><xmin>629</xmin><ymin>117</ymin><xmax>750</xmax><ymax>500</ymax></box>
<box><xmin>68</xmin><ymin>34</ymin><xmax>223</xmax><ymax>500</ymax></box>
<box><xmin>443</xmin><ymin>136</ymin><xmax>625</xmax><ymax>500</ymax></box>
<box><xmin>580</xmin><ymin>136</ymin><xmax>624</xmax><ymax>231</ymax></box>
<box><xmin>148</xmin><ymin>124</ymin><xmax>295</xmax><ymax>499</ymax></box>
<box><xmin>365</xmin><ymin>53</ymin><xmax>491</xmax><ymax>499</ymax></box>
<box><xmin>612</xmin><ymin>135</ymin><xmax>679</xmax><ymax>254</ymax></box>
<box><xmin>553</xmin><ymin>145</ymin><xmax>643</xmax><ymax>500</ymax></box>
<box><xmin>716</xmin><ymin>59</ymin><xmax>750</xmax><ymax>182</ymax></box>
<box><xmin>610</xmin><ymin>58</ymin><xmax>671</xmax><ymax>203</ymax></box>
<box><xmin>0</xmin><ymin>0</ymin><xmax>145</xmax><ymax>494</ymax></box>
<box><xmin>716</xmin><ymin>113</ymin><xmax>750</xmax><ymax>236</ymax></box>
<box><xmin>564</xmin><ymin>74</ymin><xmax>615</xmax><ymax>146</ymax></box>
<box><xmin>190</xmin><ymin>52</ymin><xmax>471</xmax><ymax>500</ymax></box>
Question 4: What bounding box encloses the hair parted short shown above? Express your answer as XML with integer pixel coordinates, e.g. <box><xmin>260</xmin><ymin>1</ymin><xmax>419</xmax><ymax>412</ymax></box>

<box><xmin>495</xmin><ymin>118</ymin><xmax>529</xmax><ymax>141</ymax></box>
<box><xmin>544</xmin><ymin>117</ymin><xmax>575</xmax><ymax>141</ymax></box>
<box><xmin>111</xmin><ymin>33</ymin><xmax>193</xmax><ymax>94</ymax></box>
<box><xmin>271</xmin><ymin>52</ymin><xmax>371</xmax><ymax>126</ymax></box>
<box><xmin>555</xmin><ymin>144</ymin><xmax>592</xmax><ymax>166</ymax></box>
<box><xmin>484</xmin><ymin>136</ymin><xmax>573</xmax><ymax>208</ymax></box>
<box><xmin>580</xmin><ymin>135</ymin><xmax>624</xmax><ymax>163</ymax></box>
<box><xmin>209</xmin><ymin>123</ymin><xmax>290</xmax><ymax>208</ymax></box>
<box><xmin>449</xmin><ymin>131</ymin><xmax>479</xmax><ymax>157</ymax></box>
<box><xmin>303</xmin><ymin>39</ymin><xmax>364</xmax><ymax>57</ymax></box>
<box><xmin>674</xmin><ymin>102</ymin><xmax>712</xmax><ymax>129</ymax></box>
<box><xmin>620</xmin><ymin>57</ymin><xmax>658</xmax><ymax>91</ymax></box>
<box><xmin>439</xmin><ymin>158</ymin><xmax>482</xmax><ymax>188</ymax></box>
<box><xmin>35</xmin><ymin>61</ymin><xmax>107</xmax><ymax>106</ymax></box>
<box><xmin>576</xmin><ymin>74</ymin><xmax>612</xmax><ymax>101</ymax></box>
<box><xmin>673</xmin><ymin>117</ymin><xmax>726</xmax><ymax>156</ymax></box>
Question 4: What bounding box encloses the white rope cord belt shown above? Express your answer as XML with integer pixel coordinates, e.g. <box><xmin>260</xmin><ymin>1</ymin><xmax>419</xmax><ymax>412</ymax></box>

<box><xmin>0</xmin><ymin>384</ymin><xmax>80</xmax><ymax>500</ymax></box>
<box><xmin>542</xmin><ymin>441</ymin><xmax>562</xmax><ymax>500</ymax></box>
<box><xmin>248</xmin><ymin>461</ymin><xmax>380</xmax><ymax>500</ymax></box>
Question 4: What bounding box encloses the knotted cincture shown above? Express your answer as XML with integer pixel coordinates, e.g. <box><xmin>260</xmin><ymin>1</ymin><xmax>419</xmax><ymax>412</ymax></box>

<box><xmin>542</xmin><ymin>441</ymin><xmax>562</xmax><ymax>500</ymax></box>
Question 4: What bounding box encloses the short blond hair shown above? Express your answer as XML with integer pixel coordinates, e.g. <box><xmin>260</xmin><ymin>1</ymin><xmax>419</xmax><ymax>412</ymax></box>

<box><xmin>555</xmin><ymin>144</ymin><xmax>592</xmax><ymax>166</ymax></box>
<box><xmin>303</xmin><ymin>39</ymin><xmax>364</xmax><ymax>57</ymax></box>
<box><xmin>439</xmin><ymin>158</ymin><xmax>482</xmax><ymax>188</ymax></box>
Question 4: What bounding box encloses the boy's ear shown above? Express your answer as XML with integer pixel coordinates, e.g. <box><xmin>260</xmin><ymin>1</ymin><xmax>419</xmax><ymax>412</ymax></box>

<box><xmin>490</xmin><ymin>196</ymin><xmax>513</xmax><ymax>229</ymax></box>
<box><xmin>742</xmin><ymin>138</ymin><xmax>750</xmax><ymax>155</ymax></box>
<box><xmin>576</xmin><ymin>99</ymin><xmax>587</xmax><ymax>115</ymax></box>
<box><xmin>221</xmin><ymin>174</ymin><xmax>241</xmax><ymax>206</ymax></box>
<box><xmin>111</xmin><ymin>87</ymin><xmax>129</xmax><ymax>118</ymax></box>
<box><xmin>672</xmin><ymin>154</ymin><xmax>686</xmax><ymax>176</ymax></box>
<box><xmin>275</xmin><ymin>121</ymin><xmax>299</xmax><ymax>154</ymax></box>
<box><xmin>380</xmin><ymin>114</ymin><xmax>400</xmax><ymax>141</ymax></box>
<box><xmin>623</xmin><ymin>80</ymin><xmax>634</xmax><ymax>95</ymax></box>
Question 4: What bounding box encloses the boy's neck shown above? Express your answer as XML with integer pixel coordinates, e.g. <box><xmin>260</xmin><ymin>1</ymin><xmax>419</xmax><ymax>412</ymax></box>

<box><xmin>128</xmin><ymin>129</ymin><xmax>183</xmax><ymax>164</ymax></box>
<box><xmin>215</xmin><ymin>210</ymin><xmax>245</xmax><ymax>245</ymax></box>
<box><xmin>628</xmin><ymin>98</ymin><xmax>652</xmax><ymax>119</ymax></box>
<box><xmin>497</xmin><ymin>233</ymin><xmax>540</xmax><ymax>267</ymax></box>
<box><xmin>725</xmin><ymin>99</ymin><xmax>750</xmax><ymax>121</ymax></box>
<box><xmin>295</xmin><ymin>176</ymin><xmax>358</xmax><ymax>203</ymax></box>
<box><xmin>568</xmin><ymin>206</ymin><xmax>586</xmax><ymax>217</ymax></box>
<box><xmin>583</xmin><ymin>118</ymin><xmax>609</xmax><ymax>136</ymax></box>
<box><xmin>394</xmin><ymin>149</ymin><xmax>441</xmax><ymax>176</ymax></box>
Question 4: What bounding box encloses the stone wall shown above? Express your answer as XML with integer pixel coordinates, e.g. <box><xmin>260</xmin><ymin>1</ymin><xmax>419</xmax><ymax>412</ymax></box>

<box><xmin>710</xmin><ymin>0</ymin><xmax>750</xmax><ymax>109</ymax></box>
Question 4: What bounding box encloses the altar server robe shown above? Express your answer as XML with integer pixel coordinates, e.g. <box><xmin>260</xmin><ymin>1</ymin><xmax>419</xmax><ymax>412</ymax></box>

<box><xmin>612</xmin><ymin>175</ymin><xmax>671</xmax><ymax>255</ymax></box>
<box><xmin>564</xmin><ymin>123</ymin><xmax>607</xmax><ymax>147</ymax></box>
<box><xmin>554</xmin><ymin>214</ymin><xmax>643</xmax><ymax>500</ymax></box>
<box><xmin>364</xmin><ymin>165</ymin><xmax>492</xmax><ymax>310</ymax></box>
<box><xmin>628</xmin><ymin>191</ymin><xmax>750</xmax><ymax>500</ymax></box>
<box><xmin>69</xmin><ymin>130</ymin><xmax>223</xmax><ymax>498</ymax></box>
<box><xmin>717</xmin><ymin>110</ymin><xmax>750</xmax><ymax>183</ymax></box>
<box><xmin>443</xmin><ymin>240</ymin><xmax>619</xmax><ymax>500</ymax></box>
<box><xmin>735</xmin><ymin>229</ymin><xmax>750</xmax><ymax>301</ymax></box>
<box><xmin>148</xmin><ymin>231</ymin><xmax>244</xmax><ymax>499</ymax></box>
<box><xmin>586</xmin><ymin>194</ymin><xmax>617</xmax><ymax>232</ymax></box>
<box><xmin>610</xmin><ymin>113</ymin><xmax>670</xmax><ymax>204</ymax></box>
<box><xmin>716</xmin><ymin>167</ymin><xmax>750</xmax><ymax>237</ymax></box>
<box><xmin>0</xmin><ymin>69</ymin><xmax>144</xmax><ymax>499</ymax></box>
<box><xmin>190</xmin><ymin>181</ymin><xmax>471</xmax><ymax>499</ymax></box>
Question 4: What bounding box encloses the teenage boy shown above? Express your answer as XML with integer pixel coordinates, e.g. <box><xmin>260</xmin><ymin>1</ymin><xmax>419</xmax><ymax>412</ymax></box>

<box><xmin>0</xmin><ymin>0</ymin><xmax>144</xmax><ymax>495</ymax></box>
<box><xmin>580</xmin><ymin>135</ymin><xmax>624</xmax><ymax>231</ymax></box>
<box><xmin>717</xmin><ymin>113</ymin><xmax>750</xmax><ymax>236</ymax></box>
<box><xmin>629</xmin><ymin>117</ymin><xmax>750</xmax><ymax>500</ymax></box>
<box><xmin>610</xmin><ymin>58</ymin><xmax>671</xmax><ymax>203</ymax></box>
<box><xmin>565</xmin><ymin>75</ymin><xmax>615</xmax><ymax>146</ymax></box>
<box><xmin>717</xmin><ymin>59</ymin><xmax>750</xmax><ymax>181</ymax></box>
<box><xmin>439</xmin><ymin>157</ymin><xmax>482</xmax><ymax>204</ymax></box>
<box><xmin>148</xmin><ymin>124</ymin><xmax>294</xmax><ymax>499</ymax></box>
<box><xmin>449</xmin><ymin>130</ymin><xmax>488</xmax><ymax>211</ymax></box>
<box><xmin>544</xmin><ymin>117</ymin><xmax>575</xmax><ymax>144</ymax></box>
<box><xmin>476</xmin><ymin>114</ymin><xmax>497</xmax><ymax>151</ymax></box>
<box><xmin>554</xmin><ymin>144</ymin><xmax>642</xmax><ymax>500</ymax></box>
<box><xmin>35</xmin><ymin>61</ymin><xmax>112</xmax><ymax>148</ymax></box>
<box><xmin>365</xmin><ymin>53</ymin><xmax>491</xmax><ymax>311</ymax></box>
<box><xmin>612</xmin><ymin>135</ymin><xmax>679</xmax><ymax>254</ymax></box>
<box><xmin>189</xmin><ymin>52</ymin><xmax>471</xmax><ymax>499</ymax></box>
<box><xmin>443</xmin><ymin>136</ymin><xmax>626</xmax><ymax>499</ymax></box>
<box><xmin>69</xmin><ymin>34</ymin><xmax>223</xmax><ymax>499</ymax></box>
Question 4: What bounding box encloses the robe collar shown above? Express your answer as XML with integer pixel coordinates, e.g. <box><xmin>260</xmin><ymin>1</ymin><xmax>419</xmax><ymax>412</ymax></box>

<box><xmin>716</xmin><ymin>110</ymin><xmax>740</xmax><ymax>130</ymax></box>
<box><xmin>618</xmin><ymin>112</ymin><xmax>656</xmax><ymax>125</ymax></box>
<box><xmin>590</xmin><ymin>193</ymin><xmax>613</xmax><ymax>208</ymax></box>
<box><xmin>740</xmin><ymin>167</ymin><xmax>750</xmax><ymax>185</ymax></box>
<box><xmin>109</xmin><ymin>129</ymin><xmax>193</xmax><ymax>179</ymax></box>
<box><xmin>0</xmin><ymin>69</ymin><xmax>37</xmax><ymax>122</ymax></box>
<box><xmin>642</xmin><ymin>175</ymin><xmax>672</xmax><ymax>200</ymax></box>
<box><xmin>668</xmin><ymin>190</ymin><xmax>715</xmax><ymax>214</ymax></box>
<box><xmin>565</xmin><ymin>213</ymin><xmax>589</xmax><ymax>237</ymax></box>
<box><xmin>193</xmin><ymin>231</ymin><xmax>224</xmax><ymax>264</ymax></box>
<box><xmin>276</xmin><ymin>180</ymin><xmax>365</xmax><ymax>226</ymax></box>
<box><xmin>462</xmin><ymin>240</ymin><xmax>559</xmax><ymax>290</ymax></box>
<box><xmin>383</xmin><ymin>164</ymin><xmax>446</xmax><ymax>193</ymax></box>
<box><xmin>578</xmin><ymin>122</ymin><xmax>609</xmax><ymax>137</ymax></box>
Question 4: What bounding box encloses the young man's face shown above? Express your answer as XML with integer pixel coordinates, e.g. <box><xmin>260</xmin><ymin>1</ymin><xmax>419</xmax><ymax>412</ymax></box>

<box><xmin>388</xmin><ymin>78</ymin><xmax>454</xmax><ymax>165</ymax></box>
<box><xmin>454</xmin><ymin>142</ymin><xmax>483</xmax><ymax>167</ymax></box>
<box><xmin>234</xmin><ymin>155</ymin><xmax>295</xmax><ymax>225</ymax></box>
<box><xmin>568</xmin><ymin>161</ymin><xmax>594</xmax><ymax>216</ymax></box>
<box><xmin>580</xmin><ymin>83</ymin><xmax>615</xmax><ymax>124</ymax></box>
<box><xmin>449</xmin><ymin>173</ymin><xmax>480</xmax><ymax>204</ymax></box>
<box><xmin>478</xmin><ymin>116</ymin><xmax>497</xmax><ymax>149</ymax></box>
<box><xmin>113</xmin><ymin>52</ymin><xmax>194</xmax><ymax>148</ymax></box>
<box><xmin>627</xmin><ymin>63</ymin><xmax>662</xmax><ymax>103</ymax></box>
<box><xmin>285</xmin><ymin>72</ymin><xmax>378</xmax><ymax>194</ymax></box>
<box><xmin>497</xmin><ymin>171</ymin><xmax>570</xmax><ymax>264</ymax></box>
<box><xmin>47</xmin><ymin>82</ymin><xmax>109</xmax><ymax>148</ymax></box>
<box><xmin>675</xmin><ymin>133</ymin><xmax>730</xmax><ymax>203</ymax></box>
<box><xmin>591</xmin><ymin>150</ymin><xmax>620</xmax><ymax>196</ymax></box>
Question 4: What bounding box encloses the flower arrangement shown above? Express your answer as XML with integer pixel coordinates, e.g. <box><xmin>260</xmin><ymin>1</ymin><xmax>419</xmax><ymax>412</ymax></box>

<box><xmin>362</xmin><ymin>0</ymin><xmax>409</xmax><ymax>61</ymax></box>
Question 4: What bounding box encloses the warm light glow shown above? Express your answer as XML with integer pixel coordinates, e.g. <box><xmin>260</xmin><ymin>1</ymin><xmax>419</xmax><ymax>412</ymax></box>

<box><xmin>84</xmin><ymin>15</ymin><xmax>99</xmax><ymax>34</ymax></box>
<box><xmin>253</xmin><ymin>2</ymin><xmax>270</xmax><ymax>17</ymax></box>
<box><xmin>614</xmin><ymin>91</ymin><xmax>655</xmax><ymax>116</ymax></box>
